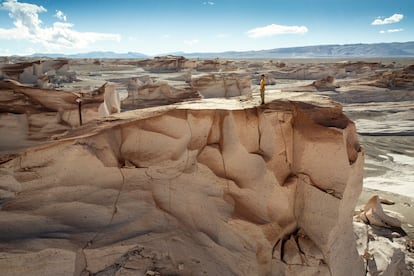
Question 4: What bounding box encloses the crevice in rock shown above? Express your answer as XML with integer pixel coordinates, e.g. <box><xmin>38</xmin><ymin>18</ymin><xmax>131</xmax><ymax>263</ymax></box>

<box><xmin>277</xmin><ymin>112</ymin><xmax>292</xmax><ymax>171</ymax></box>
<box><xmin>271</xmin><ymin>221</ymin><xmax>298</xmax><ymax>259</ymax></box>
<box><xmin>256</xmin><ymin>109</ymin><xmax>264</xmax><ymax>157</ymax></box>
<box><xmin>110</xmin><ymin>167</ymin><xmax>126</xmax><ymax>223</ymax></box>
<box><xmin>296</xmin><ymin>172</ymin><xmax>343</xmax><ymax>200</ymax></box>
<box><xmin>79</xmin><ymin>248</ymin><xmax>89</xmax><ymax>276</ymax></box>
<box><xmin>83</xmin><ymin>167</ymin><xmax>125</xmax><ymax>249</ymax></box>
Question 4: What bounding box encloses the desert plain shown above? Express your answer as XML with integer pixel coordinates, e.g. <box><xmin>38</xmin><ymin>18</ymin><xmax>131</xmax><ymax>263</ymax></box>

<box><xmin>0</xmin><ymin>56</ymin><xmax>413</xmax><ymax>275</ymax></box>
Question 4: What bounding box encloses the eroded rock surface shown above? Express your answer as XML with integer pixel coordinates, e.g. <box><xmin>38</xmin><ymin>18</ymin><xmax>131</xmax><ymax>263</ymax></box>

<box><xmin>0</xmin><ymin>94</ymin><xmax>364</xmax><ymax>275</ymax></box>
<box><xmin>0</xmin><ymin>59</ymin><xmax>76</xmax><ymax>88</ymax></box>
<box><xmin>0</xmin><ymin>80</ymin><xmax>120</xmax><ymax>154</ymax></box>
<box><xmin>123</xmin><ymin>78</ymin><xmax>199</xmax><ymax>109</ymax></box>
<box><xmin>191</xmin><ymin>73</ymin><xmax>252</xmax><ymax>98</ymax></box>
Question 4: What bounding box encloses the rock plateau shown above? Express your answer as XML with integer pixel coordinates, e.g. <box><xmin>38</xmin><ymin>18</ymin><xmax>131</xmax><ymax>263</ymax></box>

<box><xmin>0</xmin><ymin>91</ymin><xmax>365</xmax><ymax>275</ymax></box>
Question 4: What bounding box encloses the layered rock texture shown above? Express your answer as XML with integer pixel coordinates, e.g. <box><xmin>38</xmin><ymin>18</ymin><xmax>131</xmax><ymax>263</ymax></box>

<box><xmin>191</xmin><ymin>73</ymin><xmax>252</xmax><ymax>98</ymax></box>
<box><xmin>123</xmin><ymin>78</ymin><xmax>199</xmax><ymax>109</ymax></box>
<box><xmin>0</xmin><ymin>80</ymin><xmax>120</xmax><ymax>155</ymax></box>
<box><xmin>0</xmin><ymin>59</ymin><xmax>76</xmax><ymax>88</ymax></box>
<box><xmin>0</xmin><ymin>93</ymin><xmax>365</xmax><ymax>275</ymax></box>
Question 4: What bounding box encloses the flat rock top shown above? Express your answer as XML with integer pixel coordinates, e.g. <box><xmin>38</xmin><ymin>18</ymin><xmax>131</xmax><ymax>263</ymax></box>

<box><xmin>113</xmin><ymin>90</ymin><xmax>338</xmax><ymax>121</ymax></box>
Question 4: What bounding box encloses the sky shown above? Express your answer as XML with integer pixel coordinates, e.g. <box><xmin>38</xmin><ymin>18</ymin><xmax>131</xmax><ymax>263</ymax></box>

<box><xmin>0</xmin><ymin>0</ymin><xmax>413</xmax><ymax>56</ymax></box>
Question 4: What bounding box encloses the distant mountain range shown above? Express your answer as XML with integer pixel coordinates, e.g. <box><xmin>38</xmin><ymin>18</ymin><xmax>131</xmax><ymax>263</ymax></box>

<box><xmin>31</xmin><ymin>51</ymin><xmax>148</xmax><ymax>59</ymax></box>
<box><xmin>31</xmin><ymin>41</ymin><xmax>414</xmax><ymax>59</ymax></box>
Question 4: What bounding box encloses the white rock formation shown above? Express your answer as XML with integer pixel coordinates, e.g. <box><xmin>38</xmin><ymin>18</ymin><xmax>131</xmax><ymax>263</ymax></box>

<box><xmin>123</xmin><ymin>78</ymin><xmax>200</xmax><ymax>109</ymax></box>
<box><xmin>191</xmin><ymin>73</ymin><xmax>252</xmax><ymax>98</ymax></box>
<box><xmin>0</xmin><ymin>80</ymin><xmax>120</xmax><ymax>155</ymax></box>
<box><xmin>0</xmin><ymin>94</ymin><xmax>365</xmax><ymax>275</ymax></box>
<box><xmin>359</xmin><ymin>195</ymin><xmax>402</xmax><ymax>228</ymax></box>
<box><xmin>0</xmin><ymin>59</ymin><xmax>76</xmax><ymax>87</ymax></box>
<box><xmin>98</xmin><ymin>83</ymin><xmax>121</xmax><ymax>116</ymax></box>
<box><xmin>354</xmin><ymin>221</ymin><xmax>414</xmax><ymax>275</ymax></box>
<box><xmin>136</xmin><ymin>55</ymin><xmax>196</xmax><ymax>72</ymax></box>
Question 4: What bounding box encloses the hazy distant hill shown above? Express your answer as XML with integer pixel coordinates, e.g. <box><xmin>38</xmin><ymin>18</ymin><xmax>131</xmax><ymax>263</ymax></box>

<box><xmin>30</xmin><ymin>41</ymin><xmax>414</xmax><ymax>59</ymax></box>
<box><xmin>31</xmin><ymin>51</ymin><xmax>149</xmax><ymax>59</ymax></box>
<box><xmin>178</xmin><ymin>41</ymin><xmax>414</xmax><ymax>59</ymax></box>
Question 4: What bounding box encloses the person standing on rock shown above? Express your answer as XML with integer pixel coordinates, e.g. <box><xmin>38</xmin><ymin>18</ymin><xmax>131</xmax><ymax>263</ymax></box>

<box><xmin>260</xmin><ymin>74</ymin><xmax>266</xmax><ymax>104</ymax></box>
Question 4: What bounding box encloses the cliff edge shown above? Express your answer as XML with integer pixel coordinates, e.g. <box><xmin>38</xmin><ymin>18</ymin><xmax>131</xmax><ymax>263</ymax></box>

<box><xmin>0</xmin><ymin>93</ymin><xmax>364</xmax><ymax>275</ymax></box>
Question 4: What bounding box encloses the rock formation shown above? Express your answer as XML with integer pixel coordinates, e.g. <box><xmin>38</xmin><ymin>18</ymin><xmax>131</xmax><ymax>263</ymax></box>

<box><xmin>282</xmin><ymin>76</ymin><xmax>339</xmax><ymax>92</ymax></box>
<box><xmin>0</xmin><ymin>59</ymin><xmax>76</xmax><ymax>88</ymax></box>
<box><xmin>191</xmin><ymin>73</ymin><xmax>252</xmax><ymax>98</ymax></box>
<box><xmin>136</xmin><ymin>56</ymin><xmax>195</xmax><ymax>73</ymax></box>
<box><xmin>354</xmin><ymin>196</ymin><xmax>414</xmax><ymax>275</ymax></box>
<box><xmin>0</xmin><ymin>80</ymin><xmax>120</xmax><ymax>154</ymax></box>
<box><xmin>98</xmin><ymin>84</ymin><xmax>121</xmax><ymax>116</ymax></box>
<box><xmin>0</xmin><ymin>93</ymin><xmax>365</xmax><ymax>275</ymax></box>
<box><xmin>122</xmin><ymin>78</ymin><xmax>200</xmax><ymax>109</ymax></box>
<box><xmin>360</xmin><ymin>65</ymin><xmax>414</xmax><ymax>89</ymax></box>
<box><xmin>359</xmin><ymin>195</ymin><xmax>402</xmax><ymax>228</ymax></box>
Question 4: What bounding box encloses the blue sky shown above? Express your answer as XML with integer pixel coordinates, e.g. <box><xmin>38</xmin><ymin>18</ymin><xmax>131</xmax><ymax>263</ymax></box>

<box><xmin>0</xmin><ymin>0</ymin><xmax>413</xmax><ymax>55</ymax></box>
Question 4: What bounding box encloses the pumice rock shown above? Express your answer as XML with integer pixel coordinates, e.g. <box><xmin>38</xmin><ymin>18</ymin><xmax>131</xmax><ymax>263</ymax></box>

<box><xmin>191</xmin><ymin>73</ymin><xmax>252</xmax><ymax>98</ymax></box>
<box><xmin>0</xmin><ymin>80</ymin><xmax>120</xmax><ymax>154</ymax></box>
<box><xmin>97</xmin><ymin>83</ymin><xmax>121</xmax><ymax>116</ymax></box>
<box><xmin>359</xmin><ymin>195</ymin><xmax>402</xmax><ymax>228</ymax></box>
<box><xmin>0</xmin><ymin>94</ymin><xmax>364</xmax><ymax>275</ymax></box>
<box><xmin>282</xmin><ymin>76</ymin><xmax>339</xmax><ymax>92</ymax></box>
<box><xmin>136</xmin><ymin>55</ymin><xmax>194</xmax><ymax>73</ymax></box>
<box><xmin>123</xmin><ymin>78</ymin><xmax>200</xmax><ymax>109</ymax></box>
<box><xmin>0</xmin><ymin>59</ymin><xmax>76</xmax><ymax>87</ymax></box>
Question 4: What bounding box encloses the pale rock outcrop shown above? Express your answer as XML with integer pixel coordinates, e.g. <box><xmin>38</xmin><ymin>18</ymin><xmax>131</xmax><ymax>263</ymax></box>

<box><xmin>134</xmin><ymin>56</ymin><xmax>239</xmax><ymax>73</ymax></box>
<box><xmin>136</xmin><ymin>56</ymin><xmax>196</xmax><ymax>72</ymax></box>
<box><xmin>354</xmin><ymin>221</ymin><xmax>414</xmax><ymax>275</ymax></box>
<box><xmin>0</xmin><ymin>80</ymin><xmax>120</xmax><ymax>154</ymax></box>
<box><xmin>333</xmin><ymin>85</ymin><xmax>414</xmax><ymax>104</ymax></box>
<box><xmin>270</xmin><ymin>64</ymin><xmax>347</xmax><ymax>80</ymax></box>
<box><xmin>359</xmin><ymin>195</ymin><xmax>402</xmax><ymax>228</ymax></box>
<box><xmin>312</xmin><ymin>76</ymin><xmax>339</xmax><ymax>91</ymax></box>
<box><xmin>191</xmin><ymin>73</ymin><xmax>252</xmax><ymax>98</ymax></box>
<box><xmin>359</xmin><ymin>65</ymin><xmax>414</xmax><ymax>88</ymax></box>
<box><xmin>263</xmin><ymin>61</ymin><xmax>388</xmax><ymax>82</ymax></box>
<box><xmin>354</xmin><ymin>196</ymin><xmax>414</xmax><ymax>275</ymax></box>
<box><xmin>337</xmin><ymin>61</ymin><xmax>384</xmax><ymax>76</ymax></box>
<box><xmin>0</xmin><ymin>59</ymin><xmax>76</xmax><ymax>87</ymax></box>
<box><xmin>0</xmin><ymin>94</ymin><xmax>365</xmax><ymax>275</ymax></box>
<box><xmin>98</xmin><ymin>83</ymin><xmax>121</xmax><ymax>116</ymax></box>
<box><xmin>195</xmin><ymin>59</ymin><xmax>238</xmax><ymax>72</ymax></box>
<box><xmin>282</xmin><ymin>76</ymin><xmax>339</xmax><ymax>92</ymax></box>
<box><xmin>123</xmin><ymin>78</ymin><xmax>200</xmax><ymax>109</ymax></box>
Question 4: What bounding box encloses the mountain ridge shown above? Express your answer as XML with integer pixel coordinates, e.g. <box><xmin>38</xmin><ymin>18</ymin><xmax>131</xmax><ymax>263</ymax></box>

<box><xmin>29</xmin><ymin>41</ymin><xmax>414</xmax><ymax>59</ymax></box>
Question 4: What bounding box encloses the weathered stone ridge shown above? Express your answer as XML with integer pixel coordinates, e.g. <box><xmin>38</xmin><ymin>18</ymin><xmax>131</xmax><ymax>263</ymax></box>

<box><xmin>0</xmin><ymin>97</ymin><xmax>364</xmax><ymax>275</ymax></box>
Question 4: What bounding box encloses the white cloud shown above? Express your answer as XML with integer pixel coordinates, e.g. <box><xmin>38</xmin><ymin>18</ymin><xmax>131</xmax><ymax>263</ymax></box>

<box><xmin>184</xmin><ymin>39</ymin><xmax>199</xmax><ymax>46</ymax></box>
<box><xmin>0</xmin><ymin>0</ymin><xmax>120</xmax><ymax>50</ymax></box>
<box><xmin>372</xmin><ymin>14</ymin><xmax>404</xmax><ymax>25</ymax></box>
<box><xmin>216</xmin><ymin>33</ymin><xmax>228</xmax><ymax>38</ymax></box>
<box><xmin>247</xmin><ymin>24</ymin><xmax>308</xmax><ymax>38</ymax></box>
<box><xmin>203</xmin><ymin>1</ymin><xmax>215</xmax><ymax>5</ymax></box>
<box><xmin>55</xmin><ymin>10</ymin><xmax>67</xmax><ymax>21</ymax></box>
<box><xmin>380</xmin><ymin>28</ymin><xmax>404</xmax><ymax>34</ymax></box>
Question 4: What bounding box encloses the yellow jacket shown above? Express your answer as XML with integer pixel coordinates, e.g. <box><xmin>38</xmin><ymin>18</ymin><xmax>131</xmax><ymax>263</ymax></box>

<box><xmin>260</xmin><ymin>78</ymin><xmax>266</xmax><ymax>90</ymax></box>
